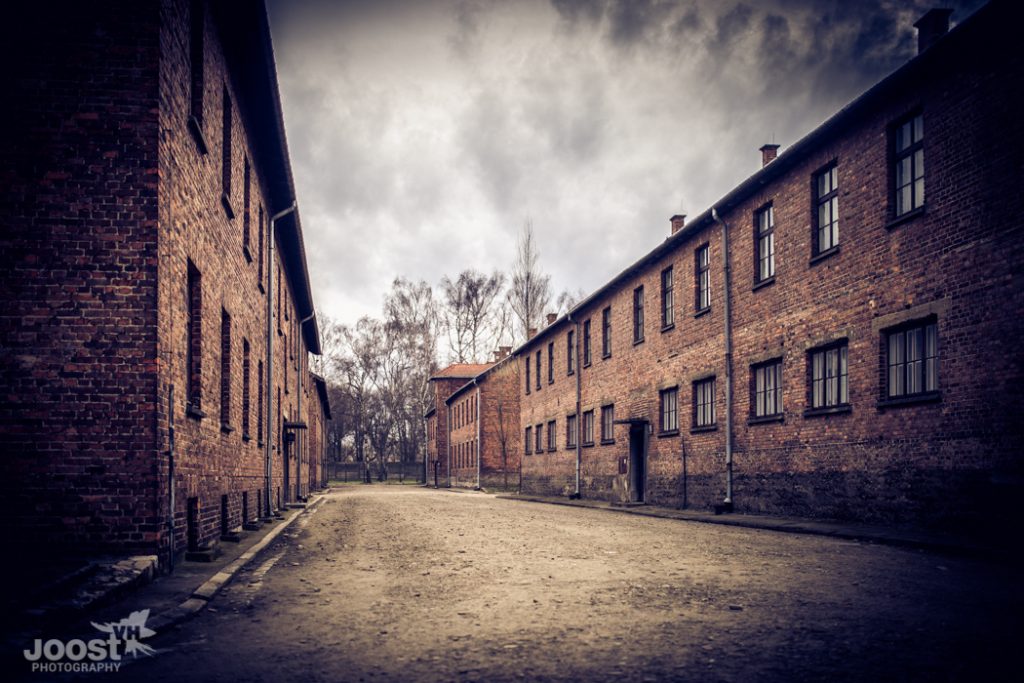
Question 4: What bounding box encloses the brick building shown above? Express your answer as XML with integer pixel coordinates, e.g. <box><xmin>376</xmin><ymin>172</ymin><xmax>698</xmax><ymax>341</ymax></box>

<box><xmin>516</xmin><ymin>2</ymin><xmax>1023</xmax><ymax>533</ymax></box>
<box><xmin>0</xmin><ymin>0</ymin><xmax>328</xmax><ymax>564</ymax></box>
<box><xmin>309</xmin><ymin>373</ymin><xmax>333</xmax><ymax>492</ymax></box>
<box><xmin>445</xmin><ymin>353</ymin><xmax>521</xmax><ymax>491</ymax></box>
<box><xmin>424</xmin><ymin>363</ymin><xmax>492</xmax><ymax>487</ymax></box>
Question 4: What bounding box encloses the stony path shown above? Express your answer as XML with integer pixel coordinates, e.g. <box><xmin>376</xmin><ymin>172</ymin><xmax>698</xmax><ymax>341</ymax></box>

<box><xmin>114</xmin><ymin>487</ymin><xmax>1020</xmax><ymax>682</ymax></box>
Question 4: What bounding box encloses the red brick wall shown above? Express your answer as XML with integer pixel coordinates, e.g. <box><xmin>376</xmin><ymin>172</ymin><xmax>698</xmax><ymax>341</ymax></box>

<box><xmin>0</xmin><ymin>1</ymin><xmax>162</xmax><ymax>552</ymax></box>
<box><xmin>425</xmin><ymin>376</ymin><xmax>469</xmax><ymax>485</ymax></box>
<box><xmin>520</xmin><ymin>7</ymin><xmax>1024</xmax><ymax>531</ymax></box>
<box><xmin>0</xmin><ymin>1</ymin><xmax>321</xmax><ymax>558</ymax></box>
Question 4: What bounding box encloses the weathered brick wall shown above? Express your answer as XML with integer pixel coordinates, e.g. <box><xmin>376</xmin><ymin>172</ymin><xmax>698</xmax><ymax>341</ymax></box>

<box><xmin>520</xmin><ymin>5</ymin><xmax>1024</xmax><ymax>532</ymax></box>
<box><xmin>448</xmin><ymin>388</ymin><xmax>478</xmax><ymax>487</ymax></box>
<box><xmin>426</xmin><ymin>376</ymin><xmax>469</xmax><ymax>484</ymax></box>
<box><xmin>479</xmin><ymin>361</ymin><xmax>521</xmax><ymax>492</ymax></box>
<box><xmin>0</xmin><ymin>1</ymin><xmax>162</xmax><ymax>552</ymax></box>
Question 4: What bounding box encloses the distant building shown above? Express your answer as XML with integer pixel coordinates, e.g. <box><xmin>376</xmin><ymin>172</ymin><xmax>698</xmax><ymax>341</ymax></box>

<box><xmin>0</xmin><ymin>0</ymin><xmax>327</xmax><ymax>564</ymax></box>
<box><xmin>515</xmin><ymin>2</ymin><xmax>1024</xmax><ymax>532</ymax></box>
<box><xmin>424</xmin><ymin>363</ymin><xmax>494</xmax><ymax>486</ymax></box>
<box><xmin>445</xmin><ymin>353</ymin><xmax>521</xmax><ymax>490</ymax></box>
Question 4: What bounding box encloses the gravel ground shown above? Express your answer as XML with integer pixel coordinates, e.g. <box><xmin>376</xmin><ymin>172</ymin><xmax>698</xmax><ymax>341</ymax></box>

<box><xmin>112</xmin><ymin>486</ymin><xmax>1020</xmax><ymax>682</ymax></box>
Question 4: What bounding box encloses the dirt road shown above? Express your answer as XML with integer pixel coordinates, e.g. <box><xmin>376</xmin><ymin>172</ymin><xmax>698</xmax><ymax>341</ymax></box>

<box><xmin>117</xmin><ymin>487</ymin><xmax>1020</xmax><ymax>681</ymax></box>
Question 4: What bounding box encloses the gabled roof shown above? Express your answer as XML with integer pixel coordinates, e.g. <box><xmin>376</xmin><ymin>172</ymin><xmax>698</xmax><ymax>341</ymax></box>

<box><xmin>445</xmin><ymin>354</ymin><xmax>515</xmax><ymax>405</ymax></box>
<box><xmin>310</xmin><ymin>372</ymin><xmax>331</xmax><ymax>420</ymax></box>
<box><xmin>212</xmin><ymin>0</ymin><xmax>320</xmax><ymax>354</ymax></box>
<box><xmin>430</xmin><ymin>363</ymin><xmax>493</xmax><ymax>381</ymax></box>
<box><xmin>513</xmin><ymin>0</ymin><xmax>999</xmax><ymax>356</ymax></box>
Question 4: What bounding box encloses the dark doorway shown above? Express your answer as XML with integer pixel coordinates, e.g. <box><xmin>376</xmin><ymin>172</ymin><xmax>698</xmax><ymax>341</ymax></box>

<box><xmin>629</xmin><ymin>424</ymin><xmax>647</xmax><ymax>503</ymax></box>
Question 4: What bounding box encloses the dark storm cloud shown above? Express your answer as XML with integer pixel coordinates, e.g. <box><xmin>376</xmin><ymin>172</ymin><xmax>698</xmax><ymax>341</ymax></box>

<box><xmin>268</xmin><ymin>0</ymin><xmax>989</xmax><ymax>325</ymax></box>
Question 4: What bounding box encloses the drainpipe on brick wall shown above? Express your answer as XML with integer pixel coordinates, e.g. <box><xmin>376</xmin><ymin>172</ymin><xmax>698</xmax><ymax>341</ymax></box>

<box><xmin>167</xmin><ymin>384</ymin><xmax>176</xmax><ymax>573</ymax></box>
<box><xmin>296</xmin><ymin>310</ymin><xmax>315</xmax><ymax>500</ymax></box>
<box><xmin>446</xmin><ymin>400</ymin><xmax>452</xmax><ymax>488</ymax></box>
<box><xmin>568</xmin><ymin>312</ymin><xmax>582</xmax><ymax>499</ymax></box>
<box><xmin>475</xmin><ymin>380</ymin><xmax>482</xmax><ymax>490</ymax></box>
<box><xmin>267</xmin><ymin>203</ymin><xmax>296</xmax><ymax>516</ymax></box>
<box><xmin>711</xmin><ymin>207</ymin><xmax>735</xmax><ymax>510</ymax></box>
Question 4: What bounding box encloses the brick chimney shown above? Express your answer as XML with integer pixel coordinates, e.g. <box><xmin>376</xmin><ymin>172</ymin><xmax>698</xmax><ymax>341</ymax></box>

<box><xmin>759</xmin><ymin>143</ymin><xmax>780</xmax><ymax>167</ymax></box>
<box><xmin>493</xmin><ymin>346</ymin><xmax>512</xmax><ymax>361</ymax></box>
<box><xmin>546</xmin><ymin>312</ymin><xmax>557</xmax><ymax>326</ymax></box>
<box><xmin>670</xmin><ymin>214</ymin><xmax>686</xmax><ymax>235</ymax></box>
<box><xmin>528</xmin><ymin>327</ymin><xmax>538</xmax><ymax>339</ymax></box>
<box><xmin>914</xmin><ymin>8</ymin><xmax>953</xmax><ymax>54</ymax></box>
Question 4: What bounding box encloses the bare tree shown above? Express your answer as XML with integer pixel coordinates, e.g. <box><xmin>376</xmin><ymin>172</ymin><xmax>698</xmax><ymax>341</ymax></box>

<box><xmin>440</xmin><ymin>269</ymin><xmax>506</xmax><ymax>363</ymax></box>
<box><xmin>507</xmin><ymin>220</ymin><xmax>552</xmax><ymax>344</ymax></box>
<box><xmin>556</xmin><ymin>288</ymin><xmax>588</xmax><ymax>315</ymax></box>
<box><xmin>310</xmin><ymin>314</ymin><xmax>344</xmax><ymax>382</ymax></box>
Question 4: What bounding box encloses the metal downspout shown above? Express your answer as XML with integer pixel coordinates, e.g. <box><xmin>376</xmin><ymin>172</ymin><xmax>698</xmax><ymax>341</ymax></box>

<box><xmin>267</xmin><ymin>204</ymin><xmax>296</xmax><ymax>516</ymax></box>
<box><xmin>711</xmin><ymin>207</ymin><xmax>734</xmax><ymax>507</ymax></box>
<box><xmin>569</xmin><ymin>312</ymin><xmax>581</xmax><ymax>499</ymax></box>
<box><xmin>475</xmin><ymin>380</ymin><xmax>482</xmax><ymax>489</ymax></box>
<box><xmin>297</xmin><ymin>310</ymin><xmax>315</xmax><ymax>500</ymax></box>
<box><xmin>167</xmin><ymin>385</ymin><xmax>176</xmax><ymax>572</ymax></box>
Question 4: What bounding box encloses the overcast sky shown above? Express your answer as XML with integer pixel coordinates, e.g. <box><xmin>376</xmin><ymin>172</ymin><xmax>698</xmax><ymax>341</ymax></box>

<box><xmin>266</xmin><ymin>0</ymin><xmax>984</xmax><ymax>328</ymax></box>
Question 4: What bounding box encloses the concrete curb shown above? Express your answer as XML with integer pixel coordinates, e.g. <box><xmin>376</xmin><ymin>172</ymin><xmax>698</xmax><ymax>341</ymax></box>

<box><xmin>147</xmin><ymin>494</ymin><xmax>327</xmax><ymax>633</ymax></box>
<box><xmin>497</xmin><ymin>494</ymin><xmax>1002</xmax><ymax>560</ymax></box>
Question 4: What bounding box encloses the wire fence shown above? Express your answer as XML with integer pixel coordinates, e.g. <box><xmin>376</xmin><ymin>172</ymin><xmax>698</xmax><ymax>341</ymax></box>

<box><xmin>326</xmin><ymin>461</ymin><xmax>425</xmax><ymax>484</ymax></box>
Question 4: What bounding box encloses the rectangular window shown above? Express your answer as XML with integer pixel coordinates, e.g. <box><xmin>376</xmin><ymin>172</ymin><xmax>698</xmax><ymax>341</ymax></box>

<box><xmin>566</xmin><ymin>414</ymin><xmax>578</xmax><ymax>448</ymax></box>
<box><xmin>753</xmin><ymin>359</ymin><xmax>783</xmax><ymax>418</ymax></box>
<box><xmin>755</xmin><ymin>204</ymin><xmax>775</xmax><ymax>283</ymax></box>
<box><xmin>220</xmin><ymin>309</ymin><xmax>232</xmax><ymax>428</ymax></box>
<box><xmin>660</xmin><ymin>387</ymin><xmax>679</xmax><ymax>433</ymax></box>
<box><xmin>242</xmin><ymin>339</ymin><xmax>251</xmax><ymax>438</ymax></box>
<box><xmin>547</xmin><ymin>342</ymin><xmax>554</xmax><ymax>383</ymax></box>
<box><xmin>242</xmin><ymin>158</ymin><xmax>252</xmax><ymax>258</ymax></box>
<box><xmin>894</xmin><ymin>113</ymin><xmax>925</xmax><ymax>217</ymax></box>
<box><xmin>695</xmin><ymin>245</ymin><xmax>710</xmax><ymax>312</ymax></box>
<box><xmin>257</xmin><ymin>206</ymin><xmax>265</xmax><ymax>292</ymax></box>
<box><xmin>186</xmin><ymin>260</ymin><xmax>203</xmax><ymax>413</ymax></box>
<box><xmin>693</xmin><ymin>377</ymin><xmax>716</xmax><ymax>428</ymax></box>
<box><xmin>567</xmin><ymin>331</ymin><xmax>576</xmax><ymax>375</ymax></box>
<box><xmin>661</xmin><ymin>266</ymin><xmax>674</xmax><ymax>328</ymax></box>
<box><xmin>582</xmin><ymin>410</ymin><xmax>594</xmax><ymax>446</ymax></box>
<box><xmin>257</xmin><ymin>359</ymin><xmax>264</xmax><ymax>444</ymax></box>
<box><xmin>221</xmin><ymin>86</ymin><xmax>233</xmax><ymax>210</ymax></box>
<box><xmin>633</xmin><ymin>286</ymin><xmax>644</xmax><ymax>343</ymax></box>
<box><xmin>525</xmin><ymin>356</ymin><xmax>531</xmax><ymax>395</ymax></box>
<box><xmin>814</xmin><ymin>164</ymin><xmax>839</xmax><ymax>255</ymax></box>
<box><xmin>600</xmin><ymin>405</ymin><xmax>614</xmax><ymax>443</ymax></box>
<box><xmin>189</xmin><ymin>0</ymin><xmax>205</xmax><ymax>125</ymax></box>
<box><xmin>886</xmin><ymin>319</ymin><xmax>938</xmax><ymax>399</ymax></box>
<box><xmin>535</xmin><ymin>350</ymin><xmax>542</xmax><ymax>390</ymax></box>
<box><xmin>810</xmin><ymin>342</ymin><xmax>849</xmax><ymax>409</ymax></box>
<box><xmin>547</xmin><ymin>420</ymin><xmax>556</xmax><ymax>450</ymax></box>
<box><xmin>601</xmin><ymin>306</ymin><xmax>612</xmax><ymax>358</ymax></box>
<box><xmin>535</xmin><ymin>423</ymin><xmax>544</xmax><ymax>454</ymax></box>
<box><xmin>583</xmin><ymin>319</ymin><xmax>592</xmax><ymax>366</ymax></box>
<box><xmin>524</xmin><ymin>426</ymin><xmax>532</xmax><ymax>454</ymax></box>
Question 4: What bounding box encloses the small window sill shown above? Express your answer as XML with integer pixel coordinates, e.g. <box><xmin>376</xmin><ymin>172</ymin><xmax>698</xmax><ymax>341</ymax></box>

<box><xmin>567</xmin><ymin>371</ymin><xmax>575</xmax><ymax>377</ymax></box>
<box><xmin>809</xmin><ymin>245</ymin><xmax>840</xmax><ymax>266</ymax></box>
<box><xmin>185</xmin><ymin>403</ymin><xmax>206</xmax><ymax>420</ymax></box>
<box><xmin>243</xmin><ymin>245</ymin><xmax>253</xmax><ymax>263</ymax></box>
<box><xmin>257</xmin><ymin>441</ymin><xmax>264</xmax><ymax>448</ymax></box>
<box><xmin>548</xmin><ymin>380</ymin><xmax>554</xmax><ymax>385</ymax></box>
<box><xmin>242</xmin><ymin>434</ymin><xmax>251</xmax><ymax>442</ymax></box>
<box><xmin>876</xmin><ymin>392</ymin><xmax>940</xmax><ymax>409</ymax></box>
<box><xmin>657</xmin><ymin>429</ymin><xmax>680</xmax><ymax>438</ymax></box>
<box><xmin>258</xmin><ymin>282</ymin><xmax>265</xmax><ymax>294</ymax></box>
<box><xmin>694</xmin><ymin>307</ymin><xmax>711</xmax><ymax>319</ymax></box>
<box><xmin>221</xmin><ymin>193</ymin><xmax>235</xmax><ymax>219</ymax></box>
<box><xmin>690</xmin><ymin>424</ymin><xmax>717</xmax><ymax>434</ymax></box>
<box><xmin>582</xmin><ymin>442</ymin><xmax>595</xmax><ymax>448</ymax></box>
<box><xmin>752</xmin><ymin>276</ymin><xmax>775</xmax><ymax>292</ymax></box>
<box><xmin>220</xmin><ymin>422</ymin><xmax>235</xmax><ymax>434</ymax></box>
<box><xmin>803</xmin><ymin>404</ymin><xmax>852</xmax><ymax>418</ymax></box>
<box><xmin>633</xmin><ymin>337</ymin><xmax>645</xmax><ymax>346</ymax></box>
<box><xmin>661</xmin><ymin>323</ymin><xmax>675</xmax><ymax>333</ymax></box>
<box><xmin>565</xmin><ymin>445</ymin><xmax>578</xmax><ymax>451</ymax></box>
<box><xmin>600</xmin><ymin>439</ymin><xmax>615</xmax><ymax>446</ymax></box>
<box><xmin>602</xmin><ymin>353</ymin><xmax>612</xmax><ymax>360</ymax></box>
<box><xmin>188</xmin><ymin>116</ymin><xmax>208</xmax><ymax>155</ymax></box>
<box><xmin>583</xmin><ymin>361</ymin><xmax>592</xmax><ymax>369</ymax></box>
<box><xmin>748</xmin><ymin>414</ymin><xmax>784</xmax><ymax>426</ymax></box>
<box><xmin>547</xmin><ymin>447</ymin><xmax>557</xmax><ymax>453</ymax></box>
<box><xmin>885</xmin><ymin>206</ymin><xmax>926</xmax><ymax>231</ymax></box>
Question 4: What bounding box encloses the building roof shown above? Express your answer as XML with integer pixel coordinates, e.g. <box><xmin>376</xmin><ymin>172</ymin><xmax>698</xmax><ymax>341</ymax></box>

<box><xmin>445</xmin><ymin>354</ymin><xmax>515</xmax><ymax>405</ymax></box>
<box><xmin>513</xmin><ymin>0</ymin><xmax>999</xmax><ymax>356</ymax></box>
<box><xmin>212</xmin><ymin>0</ymin><xmax>320</xmax><ymax>354</ymax></box>
<box><xmin>430</xmin><ymin>363</ymin><xmax>494</xmax><ymax>381</ymax></box>
<box><xmin>310</xmin><ymin>372</ymin><xmax>332</xmax><ymax>420</ymax></box>
<box><xmin>424</xmin><ymin>406</ymin><xmax>436</xmax><ymax>419</ymax></box>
